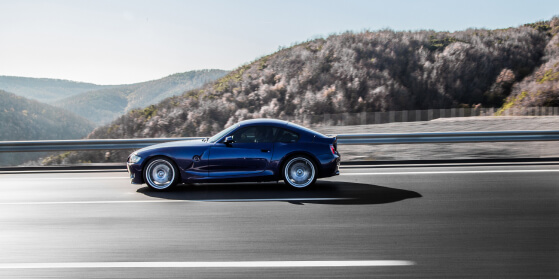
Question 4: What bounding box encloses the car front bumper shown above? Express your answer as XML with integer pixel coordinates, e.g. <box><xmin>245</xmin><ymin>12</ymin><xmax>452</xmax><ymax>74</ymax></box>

<box><xmin>127</xmin><ymin>162</ymin><xmax>144</xmax><ymax>184</ymax></box>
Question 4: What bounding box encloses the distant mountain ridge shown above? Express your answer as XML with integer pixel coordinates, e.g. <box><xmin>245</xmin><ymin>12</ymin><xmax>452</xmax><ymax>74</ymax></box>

<box><xmin>0</xmin><ymin>76</ymin><xmax>111</xmax><ymax>103</ymax></box>
<box><xmin>0</xmin><ymin>89</ymin><xmax>96</xmax><ymax>166</ymax></box>
<box><xmin>0</xmin><ymin>90</ymin><xmax>94</xmax><ymax>141</ymax></box>
<box><xmin>53</xmin><ymin>69</ymin><xmax>228</xmax><ymax>124</ymax></box>
<box><xmin>1</xmin><ymin>69</ymin><xmax>229</xmax><ymax>125</ymax></box>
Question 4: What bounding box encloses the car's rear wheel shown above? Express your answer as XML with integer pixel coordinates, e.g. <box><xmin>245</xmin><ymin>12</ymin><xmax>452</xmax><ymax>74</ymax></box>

<box><xmin>144</xmin><ymin>157</ymin><xmax>179</xmax><ymax>191</ymax></box>
<box><xmin>283</xmin><ymin>156</ymin><xmax>316</xmax><ymax>189</ymax></box>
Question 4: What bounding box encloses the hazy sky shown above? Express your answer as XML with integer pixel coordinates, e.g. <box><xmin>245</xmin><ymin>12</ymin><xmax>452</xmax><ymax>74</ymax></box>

<box><xmin>1</xmin><ymin>0</ymin><xmax>558</xmax><ymax>85</ymax></box>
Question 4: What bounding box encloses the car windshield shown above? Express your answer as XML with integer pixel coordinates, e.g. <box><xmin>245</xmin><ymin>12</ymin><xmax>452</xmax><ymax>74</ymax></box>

<box><xmin>207</xmin><ymin>124</ymin><xmax>238</xmax><ymax>143</ymax></box>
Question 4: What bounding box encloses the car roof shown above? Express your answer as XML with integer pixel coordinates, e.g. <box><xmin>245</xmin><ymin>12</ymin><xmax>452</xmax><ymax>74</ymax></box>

<box><xmin>237</xmin><ymin>118</ymin><xmax>327</xmax><ymax>138</ymax></box>
<box><xmin>237</xmin><ymin>118</ymin><xmax>288</xmax><ymax>126</ymax></box>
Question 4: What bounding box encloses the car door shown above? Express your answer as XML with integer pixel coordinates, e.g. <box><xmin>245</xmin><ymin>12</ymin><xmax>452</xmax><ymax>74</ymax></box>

<box><xmin>208</xmin><ymin>126</ymin><xmax>275</xmax><ymax>177</ymax></box>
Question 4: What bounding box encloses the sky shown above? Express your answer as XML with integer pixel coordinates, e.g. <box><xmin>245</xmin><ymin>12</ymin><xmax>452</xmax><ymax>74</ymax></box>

<box><xmin>1</xmin><ymin>0</ymin><xmax>558</xmax><ymax>85</ymax></box>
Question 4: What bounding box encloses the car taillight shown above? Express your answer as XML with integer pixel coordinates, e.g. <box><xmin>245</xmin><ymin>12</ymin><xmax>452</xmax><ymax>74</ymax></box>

<box><xmin>330</xmin><ymin>144</ymin><xmax>336</xmax><ymax>155</ymax></box>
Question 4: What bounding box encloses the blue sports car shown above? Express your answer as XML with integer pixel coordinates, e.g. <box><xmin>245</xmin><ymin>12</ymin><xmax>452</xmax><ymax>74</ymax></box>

<box><xmin>127</xmin><ymin>119</ymin><xmax>340</xmax><ymax>190</ymax></box>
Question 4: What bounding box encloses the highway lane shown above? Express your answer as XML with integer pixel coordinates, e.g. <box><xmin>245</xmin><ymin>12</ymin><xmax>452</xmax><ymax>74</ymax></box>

<box><xmin>0</xmin><ymin>163</ymin><xmax>558</xmax><ymax>278</ymax></box>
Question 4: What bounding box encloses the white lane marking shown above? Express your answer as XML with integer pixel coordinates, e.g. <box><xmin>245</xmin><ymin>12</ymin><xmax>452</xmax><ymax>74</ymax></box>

<box><xmin>340</xmin><ymin>161</ymin><xmax>559</xmax><ymax>168</ymax></box>
<box><xmin>0</xmin><ymin>170</ymin><xmax>126</xmax><ymax>174</ymax></box>
<box><xmin>0</xmin><ymin>260</ymin><xmax>415</xmax><ymax>269</ymax></box>
<box><xmin>3</xmin><ymin>169</ymin><xmax>558</xmax><ymax>180</ymax></box>
<box><xmin>342</xmin><ymin>169</ymin><xmax>559</xmax><ymax>175</ymax></box>
<box><xmin>0</xmin><ymin>177</ymin><xmax>129</xmax><ymax>180</ymax></box>
<box><xmin>0</xmin><ymin>198</ymin><xmax>352</xmax><ymax>205</ymax></box>
<box><xmin>2</xmin><ymin>169</ymin><xmax>557</xmax><ymax>180</ymax></box>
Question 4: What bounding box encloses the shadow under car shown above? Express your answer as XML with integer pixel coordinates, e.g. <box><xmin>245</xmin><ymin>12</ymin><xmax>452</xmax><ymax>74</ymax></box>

<box><xmin>137</xmin><ymin>180</ymin><xmax>422</xmax><ymax>205</ymax></box>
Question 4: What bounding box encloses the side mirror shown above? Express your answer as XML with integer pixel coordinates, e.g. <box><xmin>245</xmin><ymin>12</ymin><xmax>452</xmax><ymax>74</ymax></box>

<box><xmin>224</xmin><ymin>136</ymin><xmax>234</xmax><ymax>145</ymax></box>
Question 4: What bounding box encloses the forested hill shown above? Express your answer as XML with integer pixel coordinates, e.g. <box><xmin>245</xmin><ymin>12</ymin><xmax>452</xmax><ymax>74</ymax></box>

<box><xmin>497</xmin><ymin>20</ymin><xmax>559</xmax><ymax>113</ymax></box>
<box><xmin>0</xmin><ymin>90</ymin><xmax>94</xmax><ymax>141</ymax></box>
<box><xmin>91</xmin><ymin>18</ymin><xmax>558</xmax><ymax>140</ymax></box>
<box><xmin>0</xmin><ymin>76</ymin><xmax>109</xmax><ymax>103</ymax></box>
<box><xmin>53</xmin><ymin>69</ymin><xmax>229</xmax><ymax>125</ymax></box>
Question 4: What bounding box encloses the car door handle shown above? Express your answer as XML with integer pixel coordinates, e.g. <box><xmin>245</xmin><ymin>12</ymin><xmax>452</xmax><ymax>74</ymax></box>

<box><xmin>261</xmin><ymin>149</ymin><xmax>270</xmax><ymax>153</ymax></box>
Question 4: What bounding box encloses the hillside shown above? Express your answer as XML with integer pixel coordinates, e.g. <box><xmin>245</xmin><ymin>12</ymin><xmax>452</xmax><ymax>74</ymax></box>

<box><xmin>0</xmin><ymin>90</ymin><xmax>95</xmax><ymax>166</ymax></box>
<box><xmin>0</xmin><ymin>90</ymin><xmax>94</xmax><ymax>141</ymax></box>
<box><xmin>96</xmin><ymin>20</ymin><xmax>557</xmax><ymax>139</ymax></box>
<box><xmin>53</xmin><ymin>69</ymin><xmax>228</xmax><ymax>125</ymax></box>
<box><xmin>497</xmin><ymin>18</ymin><xmax>559</xmax><ymax>114</ymax></box>
<box><xmin>45</xmin><ymin>18</ymin><xmax>559</xmax><ymax>165</ymax></box>
<box><xmin>0</xmin><ymin>76</ymin><xmax>110</xmax><ymax>103</ymax></box>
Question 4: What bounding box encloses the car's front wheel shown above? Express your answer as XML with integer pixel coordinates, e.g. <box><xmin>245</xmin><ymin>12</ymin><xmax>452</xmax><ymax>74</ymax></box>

<box><xmin>283</xmin><ymin>156</ymin><xmax>316</xmax><ymax>189</ymax></box>
<box><xmin>144</xmin><ymin>157</ymin><xmax>179</xmax><ymax>191</ymax></box>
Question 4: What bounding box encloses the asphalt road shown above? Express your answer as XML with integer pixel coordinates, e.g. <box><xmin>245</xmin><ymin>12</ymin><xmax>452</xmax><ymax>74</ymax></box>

<box><xmin>0</xmin><ymin>162</ymin><xmax>558</xmax><ymax>278</ymax></box>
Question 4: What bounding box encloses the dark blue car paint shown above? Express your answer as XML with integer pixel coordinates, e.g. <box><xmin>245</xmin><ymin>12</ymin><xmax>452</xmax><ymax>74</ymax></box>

<box><xmin>127</xmin><ymin>119</ymin><xmax>340</xmax><ymax>185</ymax></box>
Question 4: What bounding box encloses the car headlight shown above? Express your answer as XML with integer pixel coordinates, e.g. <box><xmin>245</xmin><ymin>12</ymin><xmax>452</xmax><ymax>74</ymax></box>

<box><xmin>129</xmin><ymin>154</ymin><xmax>142</xmax><ymax>164</ymax></box>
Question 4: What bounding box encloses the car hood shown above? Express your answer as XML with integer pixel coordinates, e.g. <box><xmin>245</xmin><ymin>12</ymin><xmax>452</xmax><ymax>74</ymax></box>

<box><xmin>135</xmin><ymin>139</ymin><xmax>209</xmax><ymax>154</ymax></box>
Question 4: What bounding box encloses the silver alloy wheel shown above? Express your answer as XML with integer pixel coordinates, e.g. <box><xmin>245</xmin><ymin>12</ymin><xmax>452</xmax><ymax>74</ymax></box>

<box><xmin>284</xmin><ymin>156</ymin><xmax>315</xmax><ymax>188</ymax></box>
<box><xmin>145</xmin><ymin>158</ymin><xmax>176</xmax><ymax>190</ymax></box>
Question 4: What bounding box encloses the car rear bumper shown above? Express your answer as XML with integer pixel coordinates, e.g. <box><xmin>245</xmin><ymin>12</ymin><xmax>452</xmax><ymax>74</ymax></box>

<box><xmin>319</xmin><ymin>155</ymin><xmax>340</xmax><ymax>178</ymax></box>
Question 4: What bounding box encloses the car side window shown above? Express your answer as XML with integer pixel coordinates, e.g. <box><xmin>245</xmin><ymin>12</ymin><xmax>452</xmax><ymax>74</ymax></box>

<box><xmin>231</xmin><ymin>126</ymin><xmax>276</xmax><ymax>143</ymax></box>
<box><xmin>276</xmin><ymin>128</ymin><xmax>299</xmax><ymax>143</ymax></box>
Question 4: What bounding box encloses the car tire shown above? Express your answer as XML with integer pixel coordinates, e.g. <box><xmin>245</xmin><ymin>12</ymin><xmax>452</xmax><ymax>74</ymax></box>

<box><xmin>144</xmin><ymin>157</ymin><xmax>179</xmax><ymax>191</ymax></box>
<box><xmin>283</xmin><ymin>156</ymin><xmax>317</xmax><ymax>189</ymax></box>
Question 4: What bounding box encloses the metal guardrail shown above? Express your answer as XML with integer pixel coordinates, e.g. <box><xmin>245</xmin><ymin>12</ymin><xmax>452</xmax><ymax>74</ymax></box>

<box><xmin>336</xmin><ymin>130</ymin><xmax>559</xmax><ymax>145</ymax></box>
<box><xmin>0</xmin><ymin>138</ymin><xmax>204</xmax><ymax>152</ymax></box>
<box><xmin>1</xmin><ymin>130</ymin><xmax>558</xmax><ymax>152</ymax></box>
